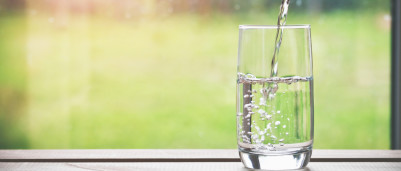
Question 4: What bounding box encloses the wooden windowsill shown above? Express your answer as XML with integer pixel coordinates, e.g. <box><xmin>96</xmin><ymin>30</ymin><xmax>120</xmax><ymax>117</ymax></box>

<box><xmin>1</xmin><ymin>149</ymin><xmax>401</xmax><ymax>170</ymax></box>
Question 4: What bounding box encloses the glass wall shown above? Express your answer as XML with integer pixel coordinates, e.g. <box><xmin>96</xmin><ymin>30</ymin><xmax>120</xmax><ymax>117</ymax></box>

<box><xmin>0</xmin><ymin>0</ymin><xmax>390</xmax><ymax>149</ymax></box>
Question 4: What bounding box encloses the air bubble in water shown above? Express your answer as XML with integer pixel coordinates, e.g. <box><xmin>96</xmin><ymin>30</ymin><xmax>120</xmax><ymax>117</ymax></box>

<box><xmin>260</xmin><ymin>88</ymin><xmax>266</xmax><ymax>94</ymax></box>
<box><xmin>259</xmin><ymin>97</ymin><xmax>266</xmax><ymax>106</ymax></box>
<box><xmin>266</xmin><ymin>123</ymin><xmax>272</xmax><ymax>130</ymax></box>
<box><xmin>280</xmin><ymin>142</ymin><xmax>285</xmax><ymax>146</ymax></box>
<box><xmin>275</xmin><ymin>121</ymin><xmax>281</xmax><ymax>125</ymax></box>
<box><xmin>269</xmin><ymin>93</ymin><xmax>275</xmax><ymax>99</ymax></box>
<box><xmin>279</xmin><ymin>138</ymin><xmax>284</xmax><ymax>142</ymax></box>
<box><xmin>244</xmin><ymin>94</ymin><xmax>249</xmax><ymax>98</ymax></box>
<box><xmin>277</xmin><ymin>110</ymin><xmax>281</xmax><ymax>114</ymax></box>
<box><xmin>283</xmin><ymin>125</ymin><xmax>286</xmax><ymax>128</ymax></box>
<box><xmin>285</xmin><ymin>132</ymin><xmax>289</xmax><ymax>135</ymax></box>
<box><xmin>260</xmin><ymin>135</ymin><xmax>265</xmax><ymax>142</ymax></box>
<box><xmin>254</xmin><ymin>125</ymin><xmax>261</xmax><ymax>132</ymax></box>
<box><xmin>251</xmin><ymin>134</ymin><xmax>258</xmax><ymax>140</ymax></box>
<box><xmin>257</xmin><ymin>109</ymin><xmax>266</xmax><ymax>114</ymax></box>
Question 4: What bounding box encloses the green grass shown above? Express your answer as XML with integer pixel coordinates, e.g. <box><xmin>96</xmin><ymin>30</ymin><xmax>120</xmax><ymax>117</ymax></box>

<box><xmin>0</xmin><ymin>11</ymin><xmax>390</xmax><ymax>149</ymax></box>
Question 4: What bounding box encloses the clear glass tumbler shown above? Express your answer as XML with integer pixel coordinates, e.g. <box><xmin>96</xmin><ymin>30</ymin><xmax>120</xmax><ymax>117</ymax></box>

<box><xmin>236</xmin><ymin>25</ymin><xmax>314</xmax><ymax>170</ymax></box>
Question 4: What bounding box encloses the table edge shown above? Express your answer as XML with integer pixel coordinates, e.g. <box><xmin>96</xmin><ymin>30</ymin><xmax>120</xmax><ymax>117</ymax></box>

<box><xmin>1</xmin><ymin>149</ymin><xmax>401</xmax><ymax>162</ymax></box>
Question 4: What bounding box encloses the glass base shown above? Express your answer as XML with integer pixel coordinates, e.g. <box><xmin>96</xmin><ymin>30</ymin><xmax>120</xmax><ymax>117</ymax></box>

<box><xmin>239</xmin><ymin>149</ymin><xmax>312</xmax><ymax>170</ymax></box>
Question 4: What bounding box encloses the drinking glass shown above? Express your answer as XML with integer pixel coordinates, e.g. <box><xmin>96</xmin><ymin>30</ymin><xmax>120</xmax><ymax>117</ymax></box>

<box><xmin>236</xmin><ymin>25</ymin><xmax>314</xmax><ymax>170</ymax></box>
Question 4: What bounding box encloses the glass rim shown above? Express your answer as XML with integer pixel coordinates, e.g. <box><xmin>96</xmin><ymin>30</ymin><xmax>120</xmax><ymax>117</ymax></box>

<box><xmin>239</xmin><ymin>25</ymin><xmax>311</xmax><ymax>29</ymax></box>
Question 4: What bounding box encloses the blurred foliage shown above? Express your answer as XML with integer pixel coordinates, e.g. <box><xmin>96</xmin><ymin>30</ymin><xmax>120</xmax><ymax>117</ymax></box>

<box><xmin>0</xmin><ymin>0</ymin><xmax>391</xmax><ymax>149</ymax></box>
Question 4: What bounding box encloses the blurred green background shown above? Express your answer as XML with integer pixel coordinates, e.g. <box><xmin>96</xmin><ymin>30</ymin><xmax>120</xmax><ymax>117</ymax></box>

<box><xmin>0</xmin><ymin>0</ymin><xmax>391</xmax><ymax>149</ymax></box>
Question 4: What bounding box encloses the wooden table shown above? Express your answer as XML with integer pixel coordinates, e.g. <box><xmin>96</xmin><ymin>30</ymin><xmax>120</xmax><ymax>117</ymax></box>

<box><xmin>1</xmin><ymin>150</ymin><xmax>401</xmax><ymax>170</ymax></box>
